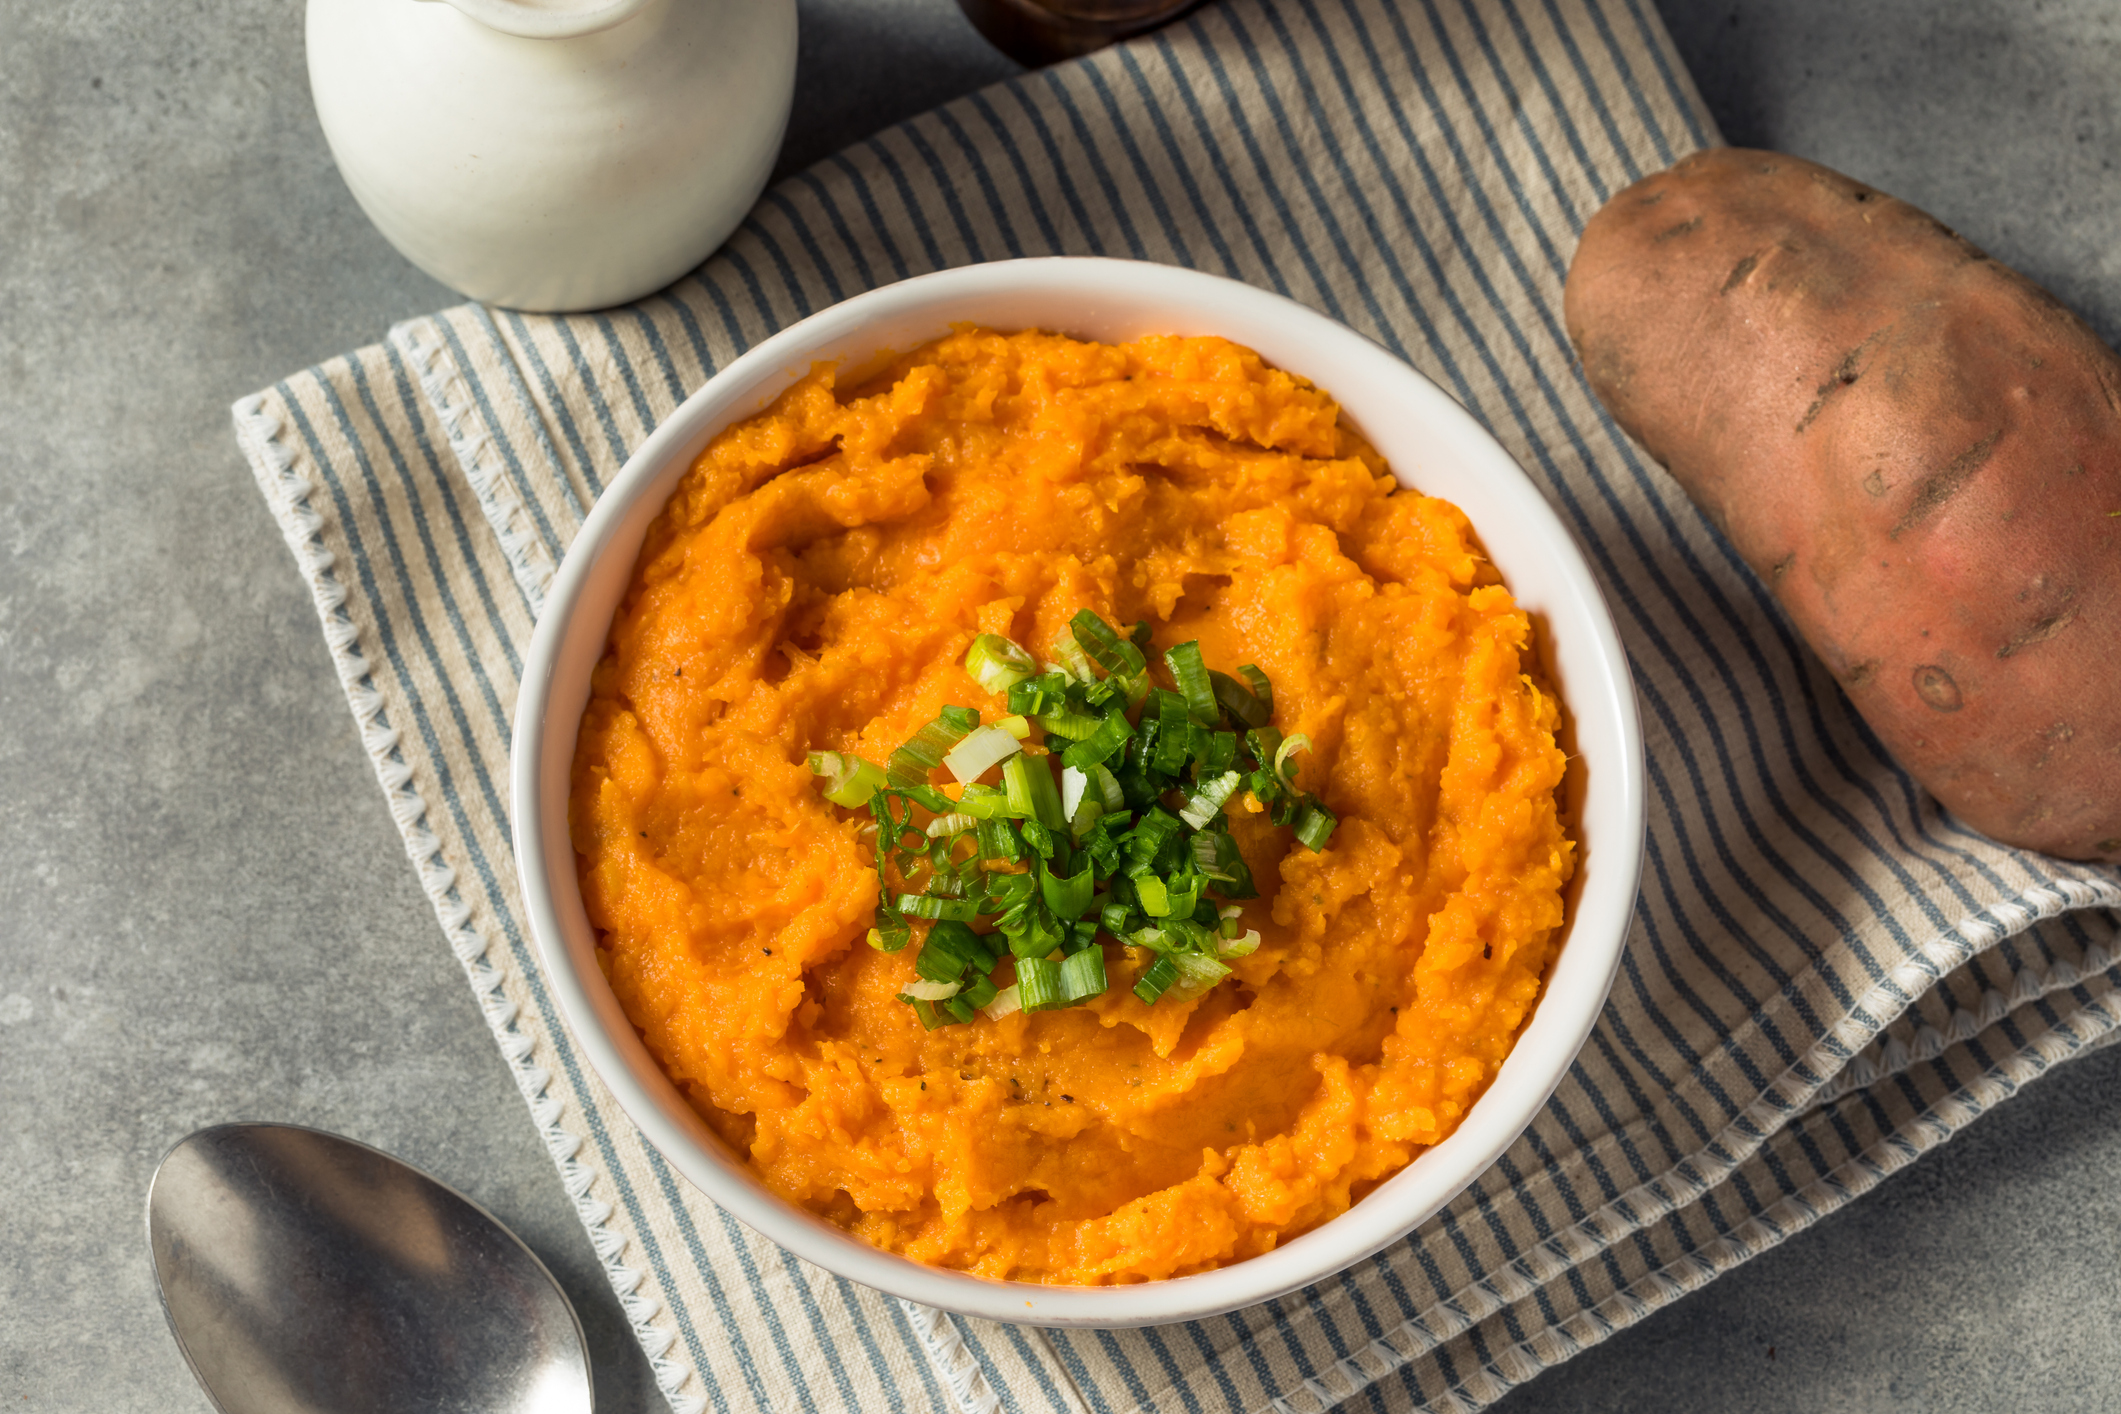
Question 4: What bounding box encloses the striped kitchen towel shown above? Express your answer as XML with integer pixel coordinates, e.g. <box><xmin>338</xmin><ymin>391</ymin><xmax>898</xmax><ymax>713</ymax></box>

<box><xmin>233</xmin><ymin>0</ymin><xmax>2121</xmax><ymax>1410</ymax></box>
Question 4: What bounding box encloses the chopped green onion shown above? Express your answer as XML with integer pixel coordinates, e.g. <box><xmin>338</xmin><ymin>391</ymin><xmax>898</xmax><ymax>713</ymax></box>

<box><xmin>1018</xmin><ymin>819</ymin><xmax>1057</xmax><ymax>859</ymax></box>
<box><xmin>1059</xmin><ymin>765</ymin><xmax>1089</xmax><ymax>820</ymax></box>
<box><xmin>1126</xmin><ymin>808</ymin><xmax>1185</xmax><ymax>867</ymax></box>
<box><xmin>1179</xmin><ymin>770</ymin><xmax>1243</xmax><ymax>829</ymax></box>
<box><xmin>1040</xmin><ymin>861</ymin><xmax>1095</xmax><ymax>921</ymax></box>
<box><xmin>1208</xmin><ymin>670</ymin><xmax>1272</xmax><ymax>729</ymax></box>
<box><xmin>1063</xmin><ymin>771</ymin><xmax>1105</xmax><ymax>837</ymax></box>
<box><xmin>1035</xmin><ymin>706</ymin><xmax>1103</xmax><ymax>741</ymax></box>
<box><xmin>1195</xmin><ymin>728</ymin><xmax>1239</xmax><ymax>775</ymax></box>
<box><xmin>1052</xmin><ymin>628</ymin><xmax>1098</xmax><ymax>682</ymax></box>
<box><xmin>896</xmin><ymin>894</ymin><xmax>981</xmax><ymax>921</ymax></box>
<box><xmin>1163</xmin><ymin>875</ymin><xmax>1202</xmax><ymax>921</ymax></box>
<box><xmin>1273</xmin><ymin>732</ymin><xmax>1312</xmax><ymax>790</ymax></box>
<box><xmin>1126</xmin><ymin>925</ymin><xmax>1170</xmax><ymax>953</ymax></box>
<box><xmin>1152</xmin><ymin>690</ymin><xmax>1192</xmax><ymax>774</ymax></box>
<box><xmin>1085</xmin><ymin>810</ymin><xmax>1133</xmax><ymax>865</ymax></box>
<box><xmin>1002</xmin><ymin>751</ymin><xmax>1066</xmax><ymax>828</ymax></box>
<box><xmin>903</xmin><ymin>783</ymin><xmax>956</xmax><ymax>814</ymax></box>
<box><xmin>965</xmin><ymin>633</ymin><xmax>1036</xmax><ymax>693</ymax></box>
<box><xmin>1136</xmin><ymin>874</ymin><xmax>1171</xmax><ymax>918</ymax></box>
<box><xmin>1068</xmin><ymin>609</ymin><xmax>1149</xmax><ymax>677</ymax></box>
<box><xmin>953</xmin><ymin>784</ymin><xmax>1015</xmax><ymax>820</ymax></box>
<box><xmin>888</xmin><ymin>710</ymin><xmax>980</xmax><ymax>791</ymax></box>
<box><xmin>943</xmin><ymin>723</ymin><xmax>1023</xmax><ymax>783</ymax></box>
<box><xmin>1069</xmin><ymin>801</ymin><xmax>1103</xmax><ymax>840</ymax></box>
<box><xmin>1291</xmin><ymin>801</ymin><xmax>1338</xmax><ymax>851</ymax></box>
<box><xmin>1090</xmin><ymin>763</ymin><xmax>1126</xmax><ymax>812</ymax></box>
<box><xmin>1001</xmin><ymin>754</ymin><xmax>1042</xmax><ymax>821</ymax></box>
<box><xmin>1016</xmin><ymin>955</ymin><xmax>1065</xmax><ymax>1011</ymax></box>
<box><xmin>869</xmin><ymin>906</ymin><xmax>912</xmax><ymax>953</ymax></box>
<box><xmin>1247</xmin><ymin>726</ymin><xmax>1284</xmax><ymax>774</ymax></box>
<box><xmin>1058</xmin><ymin>711</ymin><xmax>1132</xmax><ymax>770</ymax></box>
<box><xmin>1130</xmin><ymin>717</ymin><xmax>1160</xmax><ymax>770</ymax></box>
<box><xmin>1176</xmin><ymin>915</ymin><xmax>1218</xmax><ymax>951</ymax></box>
<box><xmin>974</xmin><ymin>816</ymin><xmax>1022</xmax><ymax>863</ymax></box>
<box><xmin>1162</xmin><ymin>951</ymin><xmax>1232</xmax><ymax>1003</ymax></box>
<box><xmin>915</xmin><ymin>920</ymin><xmax>993</xmax><ymax>982</ymax></box>
<box><xmin>808</xmin><ymin>751</ymin><xmax>888</xmax><ymax>808</ymax></box>
<box><xmin>987</xmin><ymin>870</ymin><xmax>1035</xmax><ymax>903</ymax></box>
<box><xmin>861</xmin><ymin>631</ymin><xmax>1317</xmax><ymax>1021</ymax></box>
<box><xmin>1005</xmin><ymin>672</ymin><xmax>1069</xmax><ymax>718</ymax></box>
<box><xmin>1057</xmin><ymin>946</ymin><xmax>1107</xmax><ymax>1003</ymax></box>
<box><xmin>1163</xmin><ymin>641</ymin><xmax>1219</xmax><ymax>724</ymax></box>
<box><xmin>1133</xmin><ymin>955</ymin><xmax>1179</xmax><ymax>1005</ymax></box>
<box><xmin>1008</xmin><ymin>910</ymin><xmax>1064</xmax><ymax>960</ymax></box>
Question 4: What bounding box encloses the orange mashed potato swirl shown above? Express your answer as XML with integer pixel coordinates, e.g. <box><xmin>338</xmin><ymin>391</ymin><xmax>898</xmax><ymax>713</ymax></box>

<box><xmin>570</xmin><ymin>328</ymin><xmax>1575</xmax><ymax>1284</ymax></box>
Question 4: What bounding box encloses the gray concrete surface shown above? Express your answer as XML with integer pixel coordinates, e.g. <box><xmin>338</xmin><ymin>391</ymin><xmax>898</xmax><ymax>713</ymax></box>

<box><xmin>0</xmin><ymin>1</ymin><xmax>2113</xmax><ymax>1410</ymax></box>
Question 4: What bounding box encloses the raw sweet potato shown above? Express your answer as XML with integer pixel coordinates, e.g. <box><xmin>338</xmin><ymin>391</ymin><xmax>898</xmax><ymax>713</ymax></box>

<box><xmin>1564</xmin><ymin>147</ymin><xmax>2120</xmax><ymax>862</ymax></box>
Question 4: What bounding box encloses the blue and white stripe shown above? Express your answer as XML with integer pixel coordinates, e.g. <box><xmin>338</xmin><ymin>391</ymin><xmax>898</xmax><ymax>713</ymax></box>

<box><xmin>235</xmin><ymin>0</ymin><xmax>2121</xmax><ymax>1410</ymax></box>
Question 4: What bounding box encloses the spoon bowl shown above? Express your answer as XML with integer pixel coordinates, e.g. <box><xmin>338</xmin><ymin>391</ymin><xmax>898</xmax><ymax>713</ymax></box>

<box><xmin>147</xmin><ymin>1122</ymin><xmax>592</xmax><ymax>1414</ymax></box>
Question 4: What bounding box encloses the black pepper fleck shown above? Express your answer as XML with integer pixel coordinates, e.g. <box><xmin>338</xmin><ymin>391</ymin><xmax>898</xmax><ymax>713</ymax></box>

<box><xmin>762</xmin><ymin>948</ymin><xmax>772</xmax><ymax>955</ymax></box>
<box><xmin>1062</xmin><ymin>1095</ymin><xmax>1074</xmax><ymax>1103</ymax></box>
<box><xmin>1482</xmin><ymin>943</ymin><xmax>1492</xmax><ymax>960</ymax></box>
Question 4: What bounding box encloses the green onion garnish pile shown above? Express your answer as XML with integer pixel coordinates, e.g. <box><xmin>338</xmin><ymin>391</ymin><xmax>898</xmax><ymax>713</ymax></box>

<box><xmin>805</xmin><ymin>609</ymin><xmax>1337</xmax><ymax>1029</ymax></box>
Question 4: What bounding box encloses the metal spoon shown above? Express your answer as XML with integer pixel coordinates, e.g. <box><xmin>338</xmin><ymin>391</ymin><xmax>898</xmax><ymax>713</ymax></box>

<box><xmin>147</xmin><ymin>1122</ymin><xmax>593</xmax><ymax>1414</ymax></box>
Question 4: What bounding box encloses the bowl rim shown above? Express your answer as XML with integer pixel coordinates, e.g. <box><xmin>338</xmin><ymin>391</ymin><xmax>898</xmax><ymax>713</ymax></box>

<box><xmin>510</xmin><ymin>256</ymin><xmax>1646</xmax><ymax>1327</ymax></box>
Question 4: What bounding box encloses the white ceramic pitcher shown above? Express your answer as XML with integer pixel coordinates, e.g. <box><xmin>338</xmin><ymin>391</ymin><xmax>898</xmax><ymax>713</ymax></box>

<box><xmin>307</xmin><ymin>0</ymin><xmax>797</xmax><ymax>312</ymax></box>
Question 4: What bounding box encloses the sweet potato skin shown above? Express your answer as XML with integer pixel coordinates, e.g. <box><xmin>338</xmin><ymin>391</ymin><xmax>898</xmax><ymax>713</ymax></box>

<box><xmin>1564</xmin><ymin>147</ymin><xmax>2121</xmax><ymax>862</ymax></box>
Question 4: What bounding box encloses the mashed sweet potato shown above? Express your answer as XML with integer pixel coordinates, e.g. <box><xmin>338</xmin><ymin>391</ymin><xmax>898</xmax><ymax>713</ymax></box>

<box><xmin>570</xmin><ymin>327</ymin><xmax>1574</xmax><ymax>1284</ymax></box>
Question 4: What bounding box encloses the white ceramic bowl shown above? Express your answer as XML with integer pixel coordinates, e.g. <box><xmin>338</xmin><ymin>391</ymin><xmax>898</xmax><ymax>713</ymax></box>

<box><xmin>512</xmin><ymin>258</ymin><xmax>1646</xmax><ymax>1326</ymax></box>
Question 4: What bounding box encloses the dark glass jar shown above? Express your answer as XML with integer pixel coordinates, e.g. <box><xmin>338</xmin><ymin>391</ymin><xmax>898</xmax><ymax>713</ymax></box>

<box><xmin>956</xmin><ymin>0</ymin><xmax>1205</xmax><ymax>66</ymax></box>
